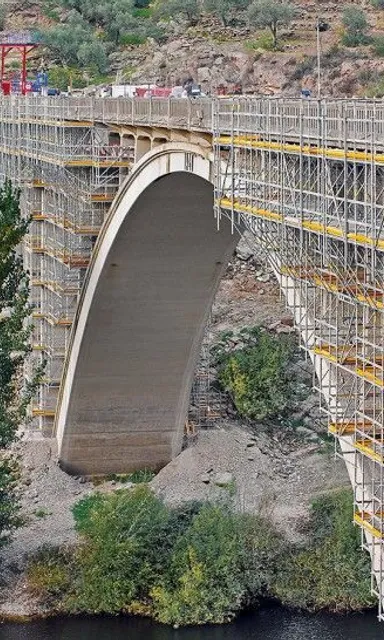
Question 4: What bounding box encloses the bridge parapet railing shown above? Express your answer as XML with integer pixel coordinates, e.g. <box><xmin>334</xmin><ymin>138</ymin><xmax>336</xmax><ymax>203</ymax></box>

<box><xmin>1</xmin><ymin>95</ymin><xmax>384</xmax><ymax>148</ymax></box>
<box><xmin>215</xmin><ymin>97</ymin><xmax>384</xmax><ymax>148</ymax></box>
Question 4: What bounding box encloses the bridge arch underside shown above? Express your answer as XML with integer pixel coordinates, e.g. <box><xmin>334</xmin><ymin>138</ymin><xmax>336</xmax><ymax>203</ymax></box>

<box><xmin>58</xmin><ymin>172</ymin><xmax>239</xmax><ymax>475</ymax></box>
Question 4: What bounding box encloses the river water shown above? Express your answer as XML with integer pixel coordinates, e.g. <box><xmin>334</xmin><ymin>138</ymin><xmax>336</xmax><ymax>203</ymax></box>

<box><xmin>0</xmin><ymin>606</ymin><xmax>382</xmax><ymax>640</ymax></box>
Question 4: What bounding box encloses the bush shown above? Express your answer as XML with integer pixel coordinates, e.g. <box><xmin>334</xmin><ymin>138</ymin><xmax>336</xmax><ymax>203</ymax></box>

<box><xmin>152</xmin><ymin>505</ymin><xmax>246</xmax><ymax>625</ymax></box>
<box><xmin>246</xmin><ymin>31</ymin><xmax>275</xmax><ymax>51</ymax></box>
<box><xmin>272</xmin><ymin>489</ymin><xmax>375</xmax><ymax>611</ymax></box>
<box><xmin>371</xmin><ymin>0</ymin><xmax>384</xmax><ymax>9</ymax></box>
<box><xmin>69</xmin><ymin>486</ymin><xmax>171</xmax><ymax>613</ymax></box>
<box><xmin>372</xmin><ymin>34</ymin><xmax>384</xmax><ymax>56</ymax></box>
<box><xmin>341</xmin><ymin>6</ymin><xmax>370</xmax><ymax>47</ymax></box>
<box><xmin>28</xmin><ymin>546</ymin><xmax>73</xmax><ymax>606</ymax></box>
<box><xmin>0</xmin><ymin>455</ymin><xmax>21</xmax><ymax>549</ymax></box>
<box><xmin>47</xmin><ymin>66</ymin><xmax>87</xmax><ymax>92</ymax></box>
<box><xmin>203</xmin><ymin>0</ymin><xmax>250</xmax><ymax>28</ymax></box>
<box><xmin>153</xmin><ymin>0</ymin><xmax>200</xmax><ymax>25</ymax></box>
<box><xmin>213</xmin><ymin>327</ymin><xmax>297</xmax><ymax>421</ymax></box>
<box><xmin>29</xmin><ymin>487</ymin><xmax>281</xmax><ymax>624</ymax></box>
<box><xmin>119</xmin><ymin>33</ymin><xmax>146</xmax><ymax>45</ymax></box>
<box><xmin>27</xmin><ymin>487</ymin><xmax>375</xmax><ymax>624</ymax></box>
<box><xmin>291</xmin><ymin>56</ymin><xmax>315</xmax><ymax>80</ymax></box>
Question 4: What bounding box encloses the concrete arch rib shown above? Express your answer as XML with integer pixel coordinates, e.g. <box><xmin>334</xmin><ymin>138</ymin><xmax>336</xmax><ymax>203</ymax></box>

<box><xmin>55</xmin><ymin>143</ymin><xmax>239</xmax><ymax>475</ymax></box>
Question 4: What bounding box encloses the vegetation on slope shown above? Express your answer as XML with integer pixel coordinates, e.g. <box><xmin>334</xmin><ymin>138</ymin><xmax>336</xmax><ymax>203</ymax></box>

<box><xmin>212</xmin><ymin>326</ymin><xmax>301</xmax><ymax>422</ymax></box>
<box><xmin>0</xmin><ymin>182</ymin><xmax>39</xmax><ymax>551</ymax></box>
<box><xmin>5</xmin><ymin>0</ymin><xmax>384</xmax><ymax>95</ymax></box>
<box><xmin>28</xmin><ymin>486</ymin><xmax>374</xmax><ymax>625</ymax></box>
<box><xmin>272</xmin><ymin>490</ymin><xmax>376</xmax><ymax>611</ymax></box>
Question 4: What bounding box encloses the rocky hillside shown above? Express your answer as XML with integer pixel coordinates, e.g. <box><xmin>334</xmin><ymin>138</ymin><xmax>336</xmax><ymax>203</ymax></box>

<box><xmin>5</xmin><ymin>0</ymin><xmax>384</xmax><ymax>97</ymax></box>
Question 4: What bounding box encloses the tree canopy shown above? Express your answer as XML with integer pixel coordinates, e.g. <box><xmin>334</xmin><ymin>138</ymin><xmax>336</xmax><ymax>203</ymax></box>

<box><xmin>0</xmin><ymin>181</ymin><xmax>37</xmax><ymax>550</ymax></box>
<box><xmin>248</xmin><ymin>0</ymin><xmax>295</xmax><ymax>48</ymax></box>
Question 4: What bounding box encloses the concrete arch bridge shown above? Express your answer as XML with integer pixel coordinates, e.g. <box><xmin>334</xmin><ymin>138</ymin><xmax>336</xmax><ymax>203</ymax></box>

<box><xmin>1</xmin><ymin>96</ymin><xmax>384</xmax><ymax>615</ymax></box>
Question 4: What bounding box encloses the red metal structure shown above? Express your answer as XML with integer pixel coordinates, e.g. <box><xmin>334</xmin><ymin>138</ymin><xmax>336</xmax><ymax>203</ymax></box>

<box><xmin>0</xmin><ymin>31</ymin><xmax>40</xmax><ymax>95</ymax></box>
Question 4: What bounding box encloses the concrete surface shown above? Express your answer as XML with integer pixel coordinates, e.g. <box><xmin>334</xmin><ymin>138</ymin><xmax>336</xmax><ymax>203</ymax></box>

<box><xmin>59</xmin><ymin>172</ymin><xmax>239</xmax><ymax>474</ymax></box>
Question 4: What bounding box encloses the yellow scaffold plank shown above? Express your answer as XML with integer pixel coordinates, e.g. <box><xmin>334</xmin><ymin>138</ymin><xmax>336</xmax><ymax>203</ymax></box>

<box><xmin>355</xmin><ymin>439</ymin><xmax>384</xmax><ymax>464</ymax></box>
<box><xmin>65</xmin><ymin>159</ymin><xmax>131</xmax><ymax>168</ymax></box>
<box><xmin>280</xmin><ymin>265</ymin><xmax>384</xmax><ymax>310</ymax></box>
<box><xmin>329</xmin><ymin>420</ymin><xmax>373</xmax><ymax>436</ymax></box>
<box><xmin>218</xmin><ymin>199</ymin><xmax>346</xmax><ymax>243</ymax></box>
<box><xmin>218</xmin><ymin>198</ymin><xmax>384</xmax><ymax>252</ymax></box>
<box><xmin>313</xmin><ymin>345</ymin><xmax>384</xmax><ymax>387</ymax></box>
<box><xmin>216</xmin><ymin>136</ymin><xmax>384</xmax><ymax>165</ymax></box>
<box><xmin>32</xmin><ymin>409</ymin><xmax>56</xmax><ymax>418</ymax></box>
<box><xmin>90</xmin><ymin>193</ymin><xmax>115</xmax><ymax>202</ymax></box>
<box><xmin>31</xmin><ymin>312</ymin><xmax>73</xmax><ymax>327</ymax></box>
<box><xmin>313</xmin><ymin>344</ymin><xmax>359</xmax><ymax>365</ymax></box>
<box><xmin>356</xmin><ymin>366</ymin><xmax>384</xmax><ymax>387</ymax></box>
<box><xmin>354</xmin><ymin>512</ymin><xmax>384</xmax><ymax>539</ymax></box>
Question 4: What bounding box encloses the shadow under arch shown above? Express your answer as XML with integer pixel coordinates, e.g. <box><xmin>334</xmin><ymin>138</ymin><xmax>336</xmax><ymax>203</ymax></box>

<box><xmin>55</xmin><ymin>145</ymin><xmax>240</xmax><ymax>475</ymax></box>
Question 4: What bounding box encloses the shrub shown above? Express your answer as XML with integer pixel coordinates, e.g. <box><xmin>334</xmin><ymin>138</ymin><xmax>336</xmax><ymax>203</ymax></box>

<box><xmin>152</xmin><ymin>504</ymin><xmax>246</xmax><ymax>625</ymax></box>
<box><xmin>203</xmin><ymin>0</ymin><xmax>250</xmax><ymax>28</ymax></box>
<box><xmin>246</xmin><ymin>31</ymin><xmax>275</xmax><ymax>51</ymax></box>
<box><xmin>27</xmin><ymin>486</ymin><xmax>376</xmax><ymax>623</ymax></box>
<box><xmin>371</xmin><ymin>0</ymin><xmax>384</xmax><ymax>9</ymax></box>
<box><xmin>47</xmin><ymin>66</ymin><xmax>87</xmax><ymax>92</ymax></box>
<box><xmin>341</xmin><ymin>6</ymin><xmax>370</xmax><ymax>47</ymax></box>
<box><xmin>213</xmin><ymin>327</ymin><xmax>297</xmax><ymax>421</ymax></box>
<box><xmin>69</xmin><ymin>486</ymin><xmax>171</xmax><ymax>613</ymax></box>
<box><xmin>372</xmin><ymin>34</ymin><xmax>384</xmax><ymax>56</ymax></box>
<box><xmin>291</xmin><ymin>56</ymin><xmax>315</xmax><ymax>80</ymax></box>
<box><xmin>153</xmin><ymin>0</ymin><xmax>200</xmax><ymax>26</ymax></box>
<box><xmin>28</xmin><ymin>546</ymin><xmax>73</xmax><ymax>606</ymax></box>
<box><xmin>119</xmin><ymin>33</ymin><xmax>146</xmax><ymax>46</ymax></box>
<box><xmin>272</xmin><ymin>489</ymin><xmax>375</xmax><ymax>611</ymax></box>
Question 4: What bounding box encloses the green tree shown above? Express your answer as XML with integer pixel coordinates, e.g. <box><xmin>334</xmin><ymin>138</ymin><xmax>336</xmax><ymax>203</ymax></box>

<box><xmin>341</xmin><ymin>6</ymin><xmax>370</xmax><ymax>47</ymax></box>
<box><xmin>77</xmin><ymin>40</ymin><xmax>108</xmax><ymax>74</ymax></box>
<box><xmin>203</xmin><ymin>0</ymin><xmax>249</xmax><ymax>27</ymax></box>
<box><xmin>154</xmin><ymin>0</ymin><xmax>200</xmax><ymax>25</ymax></box>
<box><xmin>0</xmin><ymin>181</ymin><xmax>36</xmax><ymax>547</ymax></box>
<box><xmin>42</xmin><ymin>13</ymin><xmax>108</xmax><ymax>72</ymax></box>
<box><xmin>247</xmin><ymin>0</ymin><xmax>295</xmax><ymax>48</ymax></box>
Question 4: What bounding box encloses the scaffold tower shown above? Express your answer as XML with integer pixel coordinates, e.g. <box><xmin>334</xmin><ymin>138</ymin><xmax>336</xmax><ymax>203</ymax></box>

<box><xmin>0</xmin><ymin>100</ymin><xmax>132</xmax><ymax>433</ymax></box>
<box><xmin>213</xmin><ymin>97</ymin><xmax>384</xmax><ymax>620</ymax></box>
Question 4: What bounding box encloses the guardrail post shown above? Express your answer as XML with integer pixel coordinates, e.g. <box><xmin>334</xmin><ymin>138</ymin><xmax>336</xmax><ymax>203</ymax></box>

<box><xmin>167</xmin><ymin>98</ymin><xmax>171</xmax><ymax>127</ymax></box>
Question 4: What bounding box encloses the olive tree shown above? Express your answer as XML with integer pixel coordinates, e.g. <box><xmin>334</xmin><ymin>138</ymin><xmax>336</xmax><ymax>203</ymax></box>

<box><xmin>203</xmin><ymin>0</ymin><xmax>250</xmax><ymax>27</ymax></box>
<box><xmin>342</xmin><ymin>6</ymin><xmax>370</xmax><ymax>47</ymax></box>
<box><xmin>247</xmin><ymin>0</ymin><xmax>295</xmax><ymax>48</ymax></box>
<box><xmin>42</xmin><ymin>12</ymin><xmax>108</xmax><ymax>72</ymax></box>
<box><xmin>154</xmin><ymin>0</ymin><xmax>200</xmax><ymax>26</ymax></box>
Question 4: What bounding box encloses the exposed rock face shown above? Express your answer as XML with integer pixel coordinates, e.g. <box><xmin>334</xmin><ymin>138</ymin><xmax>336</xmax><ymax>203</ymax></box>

<box><xmin>8</xmin><ymin>0</ymin><xmax>384</xmax><ymax>98</ymax></box>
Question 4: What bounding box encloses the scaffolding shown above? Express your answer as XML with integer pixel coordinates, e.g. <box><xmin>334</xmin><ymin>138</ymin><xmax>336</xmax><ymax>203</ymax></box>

<box><xmin>1</xmin><ymin>93</ymin><xmax>384</xmax><ymax>615</ymax></box>
<box><xmin>213</xmin><ymin>97</ymin><xmax>384</xmax><ymax>619</ymax></box>
<box><xmin>188</xmin><ymin>322</ymin><xmax>223</xmax><ymax>433</ymax></box>
<box><xmin>0</xmin><ymin>102</ymin><xmax>133</xmax><ymax>433</ymax></box>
